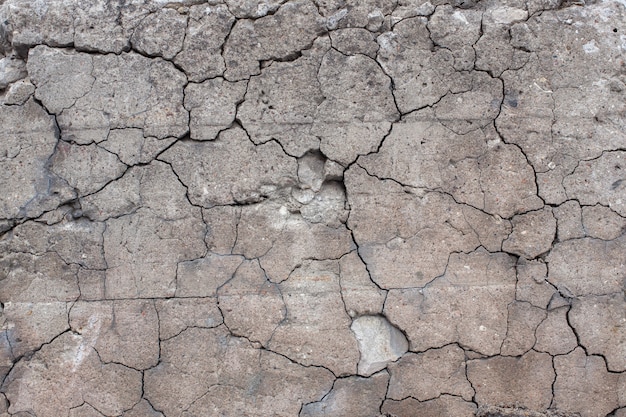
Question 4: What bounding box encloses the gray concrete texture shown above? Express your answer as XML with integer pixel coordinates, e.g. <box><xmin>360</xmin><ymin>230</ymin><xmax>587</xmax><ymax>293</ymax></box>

<box><xmin>0</xmin><ymin>0</ymin><xmax>624</xmax><ymax>416</ymax></box>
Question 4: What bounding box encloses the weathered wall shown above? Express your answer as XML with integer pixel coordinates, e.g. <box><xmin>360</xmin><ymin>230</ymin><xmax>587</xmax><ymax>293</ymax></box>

<box><xmin>0</xmin><ymin>0</ymin><xmax>625</xmax><ymax>416</ymax></box>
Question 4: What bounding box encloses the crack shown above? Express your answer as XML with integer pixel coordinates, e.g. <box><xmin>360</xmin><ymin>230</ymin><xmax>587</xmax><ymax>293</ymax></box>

<box><xmin>2</xmin><ymin>1</ymin><xmax>625</xmax><ymax>415</ymax></box>
<box><xmin>564</xmin><ymin>305</ymin><xmax>585</xmax><ymax>354</ymax></box>
<box><xmin>151</xmin><ymin>298</ymin><xmax>162</xmax><ymax>371</ymax></box>
<box><xmin>299</xmin><ymin>377</ymin><xmax>338</xmax><ymax>416</ymax></box>
<box><xmin>356</xmin><ymin>160</ymin><xmax>519</xmax><ymax>221</ymax></box>
<box><xmin>91</xmin><ymin>345</ymin><xmax>145</xmax><ymax>374</ymax></box>
<box><xmin>154</xmin><ymin>152</ymin><xmax>209</xmax><ymax>212</ymax></box>
<box><xmin>128</xmin><ymin>11</ymin><xmax>189</xmax><ymax>72</ymax></box>
<box><xmin>328</xmin><ymin>44</ymin><xmax>402</xmax><ymax>120</ymax></box>
<box><xmin>0</xmin><ymin>328</ymin><xmax>73</xmax><ymax>389</ymax></box>
<box><xmin>380</xmin><ymin>367</ymin><xmax>393</xmax><ymax>414</ymax></box>
<box><xmin>342</xmin><ymin>209</ymin><xmax>385</xmax><ymax>293</ymax></box>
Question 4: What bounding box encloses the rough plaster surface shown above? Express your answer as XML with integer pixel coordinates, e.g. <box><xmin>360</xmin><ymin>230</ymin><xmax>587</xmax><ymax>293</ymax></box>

<box><xmin>0</xmin><ymin>0</ymin><xmax>624</xmax><ymax>416</ymax></box>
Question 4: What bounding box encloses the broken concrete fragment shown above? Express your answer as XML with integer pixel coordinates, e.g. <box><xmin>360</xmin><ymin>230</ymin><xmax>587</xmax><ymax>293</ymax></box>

<box><xmin>131</xmin><ymin>8</ymin><xmax>186</xmax><ymax>60</ymax></box>
<box><xmin>387</xmin><ymin>344</ymin><xmax>473</xmax><ymax>401</ymax></box>
<box><xmin>474</xmin><ymin>2</ymin><xmax>528</xmax><ymax>71</ymax></box>
<box><xmin>301</xmin><ymin>371</ymin><xmax>389</xmax><ymax>417</ymax></box>
<box><xmin>500</xmin><ymin>301</ymin><xmax>546</xmax><ymax>356</ymax></box>
<box><xmin>462</xmin><ymin>205</ymin><xmax>513</xmax><ymax>252</ymax></box>
<box><xmin>384</xmin><ymin>249</ymin><xmax>516</xmax><ymax>355</ymax></box>
<box><xmin>145</xmin><ymin>327</ymin><xmax>334</xmax><ymax>416</ymax></box>
<box><xmin>174</xmin><ymin>3</ymin><xmax>234</xmax><ymax>81</ymax></box>
<box><xmin>338</xmin><ymin>251</ymin><xmax>386</xmax><ymax>316</ymax></box>
<box><xmin>2</xmin><ymin>0</ymin><xmax>75</xmax><ymax>53</ymax></box>
<box><xmin>218</xmin><ymin>259</ymin><xmax>285</xmax><ymax>345</ymax></box>
<box><xmin>346</xmin><ymin>166</ymin><xmax>483</xmax><ymax>288</ymax></box>
<box><xmin>223</xmin><ymin>0</ymin><xmax>326</xmax><ymax>81</ymax></box>
<box><xmin>358</xmin><ymin>107</ymin><xmax>487</xmax><ymax>196</ymax></box>
<box><xmin>503</xmin><ymin>208</ymin><xmax>556</xmax><ymax>259</ymax></box>
<box><xmin>382</xmin><ymin>395</ymin><xmax>477</xmax><ymax>417</ymax></box>
<box><xmin>497</xmin><ymin>3</ymin><xmax>626</xmax><ymax>204</ymax></box>
<box><xmin>564</xmin><ymin>152</ymin><xmax>626</xmax><ymax>216</ymax></box>
<box><xmin>330</xmin><ymin>28</ymin><xmax>379</xmax><ymax>58</ymax></box>
<box><xmin>312</xmin><ymin>49</ymin><xmax>399</xmax><ymax>165</ymax></box>
<box><xmin>72</xmin><ymin>0</ymin><xmax>149</xmax><ymax>54</ymax></box>
<box><xmin>553</xmin><ymin>200</ymin><xmax>584</xmax><ymax>242</ymax></box>
<box><xmin>123</xmin><ymin>399</ymin><xmax>164</xmax><ymax>417</ymax></box>
<box><xmin>475</xmin><ymin>16</ymin><xmax>529</xmax><ymax>77</ymax></box>
<box><xmin>238</xmin><ymin>37</ymin><xmax>327</xmax><ymax>156</ymax></box>
<box><xmin>175</xmin><ymin>253</ymin><xmax>244</xmax><ymax>298</ymax></box>
<box><xmin>494</xmin><ymin>59</ymin><xmax>558</xmax><ymax>197</ymax></box>
<box><xmin>99</xmin><ymin>128</ymin><xmax>176</xmax><ymax>166</ymax></box>
<box><xmin>427</xmin><ymin>5</ymin><xmax>482</xmax><ymax>71</ymax></box>
<box><xmin>234</xmin><ymin>200</ymin><xmax>354</xmax><ymax>282</ymax></box>
<box><xmin>569</xmin><ymin>294</ymin><xmax>626</xmax><ymax>372</ymax></box>
<box><xmin>3</xmin><ymin>0</ymin><xmax>146</xmax><ymax>56</ymax></box>
<box><xmin>269</xmin><ymin>260</ymin><xmax>359</xmax><ymax>376</ymax></box>
<box><xmin>359</xmin><ymin>109</ymin><xmax>542</xmax><ymax>218</ymax></box>
<box><xmin>350</xmin><ymin>315</ymin><xmax>408</xmax><ymax>376</ymax></box>
<box><xmin>299</xmin><ymin>181</ymin><xmax>349</xmax><ymax>227</ymax></box>
<box><xmin>50</xmin><ymin>141</ymin><xmax>127</xmax><ymax>196</ymax></box>
<box><xmin>0</xmin><ymin>251</ymin><xmax>80</xmax><ymax>303</ymax></box>
<box><xmin>78</xmin><ymin>52</ymin><xmax>188</xmax><ymax>141</ymax></box>
<box><xmin>0</xmin><ymin>99</ymin><xmax>73</xmax><ymax>220</ymax></box>
<box><xmin>183</xmin><ymin>351</ymin><xmax>334</xmax><ymax>416</ymax></box>
<box><xmin>316</xmin><ymin>0</ymin><xmax>395</xmax><ymax>30</ymax></box>
<box><xmin>69</xmin><ymin>403</ymin><xmax>104</xmax><ymax>417</ymax></box>
<box><xmin>2</xmin><ymin>217</ymin><xmax>106</xmax><ymax>269</ymax></box>
<box><xmin>185</xmin><ymin>78</ymin><xmax>247</xmax><ymax>140</ymax></box>
<box><xmin>29</xmin><ymin>48</ymin><xmax>189</xmax><ymax>143</ymax></box>
<box><xmin>4</xmin><ymin>332</ymin><xmax>142</xmax><ymax>416</ymax></box>
<box><xmin>552</xmin><ymin>87</ymin><xmax>626</xmax><ymax>173</ymax></box>
<box><xmin>468</xmin><ymin>350</ymin><xmax>555</xmax><ymax>411</ymax></box>
<box><xmin>547</xmin><ymin>235</ymin><xmax>625</xmax><ymax>297</ymax></box>
<box><xmin>79</xmin><ymin>167</ymin><xmax>142</xmax><ymax>221</ymax></box>
<box><xmin>515</xmin><ymin>259</ymin><xmax>555</xmax><ymax>309</ymax></box>
<box><xmin>2</xmin><ymin>78</ymin><xmax>34</xmax><ymax>105</ymax></box>
<box><xmin>102</xmin><ymin>162</ymin><xmax>206</xmax><ymax>299</ymax></box>
<box><xmin>223</xmin><ymin>0</ymin><xmax>287</xmax><ymax>18</ymax></box>
<box><xmin>72</xmin><ymin>273</ymin><xmax>103</xmax><ymax>300</ymax></box>
<box><xmin>28</xmin><ymin>46</ymin><xmax>95</xmax><ymax>114</ymax></box>
<box><xmin>0</xmin><ymin>55</ymin><xmax>26</xmax><ymax>89</ymax></box>
<box><xmin>161</xmin><ymin>127</ymin><xmax>297</xmax><ymax>207</ymax></box>
<box><xmin>376</xmin><ymin>16</ymin><xmax>463</xmax><ymax>114</ymax></box>
<box><xmin>534</xmin><ymin>307</ymin><xmax>578</xmax><ymax>356</ymax></box>
<box><xmin>553</xmin><ymin>347</ymin><xmax>624</xmax><ymax>417</ymax></box>
<box><xmin>479</xmin><ymin>143</ymin><xmax>544</xmax><ymax>218</ymax></box>
<box><xmin>202</xmin><ymin>206</ymin><xmax>240</xmax><ymax>255</ymax></box>
<box><xmin>141</xmin><ymin>161</ymin><xmax>202</xmax><ymax>219</ymax></box>
<box><xmin>582</xmin><ymin>205</ymin><xmax>626</xmax><ymax>241</ymax></box>
<box><xmin>1</xmin><ymin>301</ymin><xmax>69</xmax><ymax>358</ymax></box>
<box><xmin>391</xmin><ymin>0</ymin><xmax>436</xmax><ymax>21</ymax></box>
<box><xmin>69</xmin><ymin>300</ymin><xmax>159</xmax><ymax>370</ymax></box>
<box><xmin>298</xmin><ymin>151</ymin><xmax>326</xmax><ymax>192</ymax></box>
<box><xmin>155</xmin><ymin>297</ymin><xmax>223</xmax><ymax>340</ymax></box>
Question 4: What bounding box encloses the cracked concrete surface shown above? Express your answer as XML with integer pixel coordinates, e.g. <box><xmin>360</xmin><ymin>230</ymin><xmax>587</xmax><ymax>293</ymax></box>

<box><xmin>0</xmin><ymin>0</ymin><xmax>625</xmax><ymax>416</ymax></box>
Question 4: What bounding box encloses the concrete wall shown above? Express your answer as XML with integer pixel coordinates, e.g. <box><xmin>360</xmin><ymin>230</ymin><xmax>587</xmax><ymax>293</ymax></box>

<box><xmin>0</xmin><ymin>0</ymin><xmax>625</xmax><ymax>416</ymax></box>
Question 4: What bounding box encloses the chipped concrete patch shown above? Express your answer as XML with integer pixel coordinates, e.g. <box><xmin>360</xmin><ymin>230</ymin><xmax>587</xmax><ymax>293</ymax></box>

<box><xmin>351</xmin><ymin>315</ymin><xmax>408</xmax><ymax>376</ymax></box>
<box><xmin>0</xmin><ymin>0</ymin><xmax>625</xmax><ymax>416</ymax></box>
